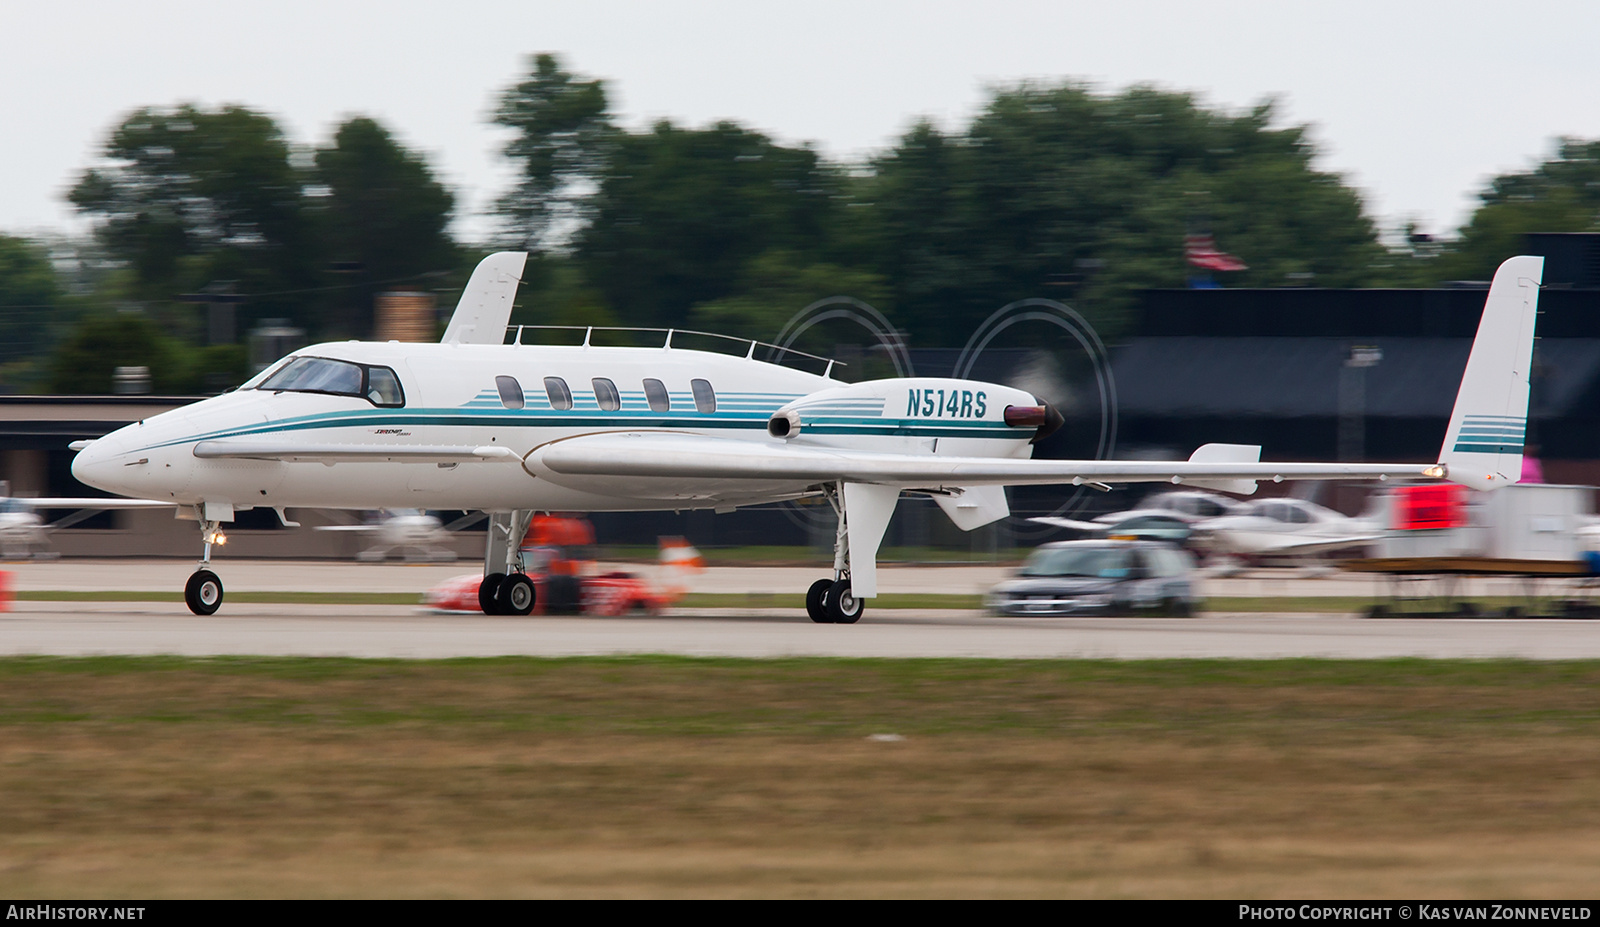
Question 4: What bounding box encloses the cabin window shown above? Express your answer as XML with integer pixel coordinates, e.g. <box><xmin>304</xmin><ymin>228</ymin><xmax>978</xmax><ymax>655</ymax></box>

<box><xmin>592</xmin><ymin>377</ymin><xmax>621</xmax><ymax>412</ymax></box>
<box><xmin>643</xmin><ymin>378</ymin><xmax>670</xmax><ymax>412</ymax></box>
<box><xmin>691</xmin><ymin>378</ymin><xmax>716</xmax><ymax>413</ymax></box>
<box><xmin>495</xmin><ymin>375</ymin><xmax>524</xmax><ymax>410</ymax></box>
<box><xmin>544</xmin><ymin>376</ymin><xmax>574</xmax><ymax>411</ymax></box>
<box><xmin>366</xmin><ymin>366</ymin><xmax>405</xmax><ymax>408</ymax></box>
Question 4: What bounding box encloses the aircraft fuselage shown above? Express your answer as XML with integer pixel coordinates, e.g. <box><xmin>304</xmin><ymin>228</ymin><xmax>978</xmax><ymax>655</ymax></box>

<box><xmin>71</xmin><ymin>339</ymin><xmax>1044</xmax><ymax>514</ymax></box>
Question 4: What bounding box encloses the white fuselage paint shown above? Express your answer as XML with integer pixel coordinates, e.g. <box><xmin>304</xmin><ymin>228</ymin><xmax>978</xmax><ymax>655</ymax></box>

<box><xmin>71</xmin><ymin>340</ymin><xmax>1042</xmax><ymax>515</ymax></box>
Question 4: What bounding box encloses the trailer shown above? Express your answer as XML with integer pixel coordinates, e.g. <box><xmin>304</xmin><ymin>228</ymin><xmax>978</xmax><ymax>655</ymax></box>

<box><xmin>1344</xmin><ymin>483</ymin><xmax>1600</xmax><ymax>618</ymax></box>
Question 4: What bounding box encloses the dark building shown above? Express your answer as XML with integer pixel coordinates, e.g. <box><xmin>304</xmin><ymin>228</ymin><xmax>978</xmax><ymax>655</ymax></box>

<box><xmin>1106</xmin><ymin>235</ymin><xmax>1600</xmax><ymax>481</ymax></box>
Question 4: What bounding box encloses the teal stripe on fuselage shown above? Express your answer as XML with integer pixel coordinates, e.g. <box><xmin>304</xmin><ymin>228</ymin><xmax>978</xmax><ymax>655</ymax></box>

<box><xmin>130</xmin><ymin>396</ymin><xmax>1030</xmax><ymax>453</ymax></box>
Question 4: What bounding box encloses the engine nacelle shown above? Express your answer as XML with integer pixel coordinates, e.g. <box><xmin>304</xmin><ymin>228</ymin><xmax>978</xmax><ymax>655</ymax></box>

<box><xmin>767</xmin><ymin>378</ymin><xmax>1059</xmax><ymax>457</ymax></box>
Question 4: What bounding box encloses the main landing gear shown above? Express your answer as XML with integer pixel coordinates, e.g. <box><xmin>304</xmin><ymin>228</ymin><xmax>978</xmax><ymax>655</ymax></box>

<box><xmin>478</xmin><ymin>511</ymin><xmax>537</xmax><ymax>616</ymax></box>
<box><xmin>805</xmin><ymin>577</ymin><xmax>862</xmax><ymax>624</ymax></box>
<box><xmin>805</xmin><ymin>486</ymin><xmax>866</xmax><ymax>624</ymax></box>
<box><xmin>184</xmin><ymin>513</ymin><xmax>228</xmax><ymax>615</ymax></box>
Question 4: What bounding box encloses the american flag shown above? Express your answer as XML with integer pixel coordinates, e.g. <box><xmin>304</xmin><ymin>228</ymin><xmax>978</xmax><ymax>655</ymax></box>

<box><xmin>1184</xmin><ymin>233</ymin><xmax>1248</xmax><ymax>272</ymax></box>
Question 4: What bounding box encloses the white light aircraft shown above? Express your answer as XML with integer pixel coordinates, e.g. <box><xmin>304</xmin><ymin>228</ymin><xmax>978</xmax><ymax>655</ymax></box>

<box><xmin>69</xmin><ymin>254</ymin><xmax>1544</xmax><ymax>621</ymax></box>
<box><xmin>314</xmin><ymin>509</ymin><xmax>468</xmax><ymax>562</ymax></box>
<box><xmin>1198</xmin><ymin>497</ymin><xmax>1383</xmax><ymax>562</ymax></box>
<box><xmin>0</xmin><ymin>482</ymin><xmax>173</xmax><ymax>560</ymax></box>
<box><xmin>1031</xmin><ymin>491</ymin><xmax>1384</xmax><ymax>566</ymax></box>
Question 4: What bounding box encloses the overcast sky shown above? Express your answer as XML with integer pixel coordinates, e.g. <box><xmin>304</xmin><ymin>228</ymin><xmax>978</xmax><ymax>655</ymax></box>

<box><xmin>5</xmin><ymin>0</ymin><xmax>1599</xmax><ymax>244</ymax></box>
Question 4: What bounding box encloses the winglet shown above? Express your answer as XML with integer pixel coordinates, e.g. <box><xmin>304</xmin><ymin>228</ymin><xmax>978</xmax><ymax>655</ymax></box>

<box><xmin>441</xmin><ymin>252</ymin><xmax>528</xmax><ymax>345</ymax></box>
<box><xmin>1435</xmin><ymin>255</ymin><xmax>1543</xmax><ymax>490</ymax></box>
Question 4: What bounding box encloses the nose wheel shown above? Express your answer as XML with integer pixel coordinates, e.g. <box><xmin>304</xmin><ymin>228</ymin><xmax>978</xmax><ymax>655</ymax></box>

<box><xmin>185</xmin><ymin>569</ymin><xmax>223</xmax><ymax>616</ymax></box>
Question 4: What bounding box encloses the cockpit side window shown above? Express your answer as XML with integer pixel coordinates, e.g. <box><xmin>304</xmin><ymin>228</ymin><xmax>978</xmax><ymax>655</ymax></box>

<box><xmin>366</xmin><ymin>366</ymin><xmax>405</xmax><ymax>408</ymax></box>
<box><xmin>496</xmin><ymin>375</ymin><xmax>525</xmax><ymax>410</ymax></box>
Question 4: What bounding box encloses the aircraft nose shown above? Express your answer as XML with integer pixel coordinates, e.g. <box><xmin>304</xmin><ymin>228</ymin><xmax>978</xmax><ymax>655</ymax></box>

<box><xmin>70</xmin><ymin>435</ymin><xmax>121</xmax><ymax>493</ymax></box>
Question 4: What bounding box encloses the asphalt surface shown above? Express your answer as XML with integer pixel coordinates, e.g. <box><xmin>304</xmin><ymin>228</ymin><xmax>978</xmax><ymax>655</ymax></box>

<box><xmin>3</xmin><ymin>559</ymin><xmax>1600</xmax><ymax>659</ymax></box>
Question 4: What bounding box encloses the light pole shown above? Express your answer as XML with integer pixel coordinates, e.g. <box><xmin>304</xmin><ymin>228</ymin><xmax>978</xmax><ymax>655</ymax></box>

<box><xmin>1338</xmin><ymin>344</ymin><xmax>1382</xmax><ymax>463</ymax></box>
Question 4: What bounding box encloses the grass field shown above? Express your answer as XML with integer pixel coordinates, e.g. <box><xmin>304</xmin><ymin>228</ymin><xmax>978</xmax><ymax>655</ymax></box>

<box><xmin>2</xmin><ymin>656</ymin><xmax>1599</xmax><ymax>898</ymax></box>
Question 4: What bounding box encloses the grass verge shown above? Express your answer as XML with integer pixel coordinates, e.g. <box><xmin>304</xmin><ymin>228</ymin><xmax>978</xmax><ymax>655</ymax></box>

<box><xmin>1</xmin><ymin>656</ymin><xmax>1599</xmax><ymax>897</ymax></box>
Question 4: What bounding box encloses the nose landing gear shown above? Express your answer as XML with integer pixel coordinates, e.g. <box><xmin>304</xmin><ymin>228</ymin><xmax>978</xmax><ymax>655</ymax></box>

<box><xmin>185</xmin><ymin>513</ymin><xmax>228</xmax><ymax>615</ymax></box>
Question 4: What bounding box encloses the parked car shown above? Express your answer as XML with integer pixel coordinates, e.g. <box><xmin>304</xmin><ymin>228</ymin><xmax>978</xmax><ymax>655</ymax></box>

<box><xmin>986</xmin><ymin>539</ymin><xmax>1198</xmax><ymax>617</ymax></box>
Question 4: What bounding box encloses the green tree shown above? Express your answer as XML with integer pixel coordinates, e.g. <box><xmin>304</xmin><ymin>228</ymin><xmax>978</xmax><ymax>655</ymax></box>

<box><xmin>859</xmin><ymin>84</ymin><xmax>1384</xmax><ymax>342</ymax></box>
<box><xmin>687</xmin><ymin>249</ymin><xmax>888</xmax><ymax>341</ymax></box>
<box><xmin>312</xmin><ymin>116</ymin><xmax>458</xmax><ymax>337</ymax></box>
<box><xmin>1429</xmin><ymin>138</ymin><xmax>1600</xmax><ymax>282</ymax></box>
<box><xmin>47</xmin><ymin>311</ymin><xmax>248</xmax><ymax>396</ymax></box>
<box><xmin>0</xmin><ymin>236</ymin><xmax>69</xmax><ymax>374</ymax></box>
<box><xmin>67</xmin><ymin>104</ymin><xmax>317</xmax><ymax>331</ymax></box>
<box><xmin>575</xmin><ymin>120</ymin><xmax>842</xmax><ymax>329</ymax></box>
<box><xmin>492</xmin><ymin>53</ymin><xmax>613</xmax><ymax>253</ymax></box>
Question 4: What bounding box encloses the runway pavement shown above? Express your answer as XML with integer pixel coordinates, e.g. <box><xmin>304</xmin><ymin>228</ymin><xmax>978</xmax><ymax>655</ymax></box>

<box><xmin>3</xmin><ymin>559</ymin><xmax>1600</xmax><ymax>660</ymax></box>
<box><xmin>0</xmin><ymin>557</ymin><xmax>1579</xmax><ymax>597</ymax></box>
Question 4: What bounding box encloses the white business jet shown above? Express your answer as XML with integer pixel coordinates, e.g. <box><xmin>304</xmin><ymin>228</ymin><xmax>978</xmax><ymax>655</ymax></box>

<box><xmin>69</xmin><ymin>253</ymin><xmax>1544</xmax><ymax>621</ymax></box>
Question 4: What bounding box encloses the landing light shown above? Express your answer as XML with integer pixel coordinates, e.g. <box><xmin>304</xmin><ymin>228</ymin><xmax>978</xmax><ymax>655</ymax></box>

<box><xmin>203</xmin><ymin>527</ymin><xmax>227</xmax><ymax>546</ymax></box>
<box><xmin>1422</xmin><ymin>465</ymin><xmax>1448</xmax><ymax>479</ymax></box>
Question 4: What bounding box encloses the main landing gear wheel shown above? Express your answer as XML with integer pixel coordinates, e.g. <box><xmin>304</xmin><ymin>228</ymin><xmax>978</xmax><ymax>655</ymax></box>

<box><xmin>185</xmin><ymin>570</ymin><xmax>223</xmax><ymax>616</ymax></box>
<box><xmin>479</xmin><ymin>573</ymin><xmax>506</xmax><ymax>615</ymax></box>
<box><xmin>806</xmin><ymin>578</ymin><xmax>836</xmax><ymax>623</ymax></box>
<box><xmin>497</xmin><ymin>574</ymin><xmax>536</xmax><ymax>616</ymax></box>
<box><xmin>827</xmin><ymin>579</ymin><xmax>863</xmax><ymax>624</ymax></box>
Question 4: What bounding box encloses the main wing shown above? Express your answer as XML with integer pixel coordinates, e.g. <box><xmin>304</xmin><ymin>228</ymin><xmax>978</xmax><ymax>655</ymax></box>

<box><xmin>527</xmin><ymin>431</ymin><xmax>1429</xmax><ymax>491</ymax></box>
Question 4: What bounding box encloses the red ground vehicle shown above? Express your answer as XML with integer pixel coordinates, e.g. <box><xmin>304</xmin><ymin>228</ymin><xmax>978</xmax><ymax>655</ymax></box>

<box><xmin>423</xmin><ymin>516</ymin><xmax>696</xmax><ymax>615</ymax></box>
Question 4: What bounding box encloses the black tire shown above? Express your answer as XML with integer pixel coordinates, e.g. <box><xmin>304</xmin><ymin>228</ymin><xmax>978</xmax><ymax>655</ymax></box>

<box><xmin>479</xmin><ymin>573</ymin><xmax>506</xmax><ymax>615</ymax></box>
<box><xmin>806</xmin><ymin>578</ymin><xmax>835</xmax><ymax>623</ymax></box>
<box><xmin>184</xmin><ymin>569</ymin><xmax>223</xmax><ymax>616</ymax></box>
<box><xmin>1167</xmin><ymin>597</ymin><xmax>1193</xmax><ymax>618</ymax></box>
<box><xmin>545</xmin><ymin>575</ymin><xmax>582</xmax><ymax>615</ymax></box>
<box><xmin>827</xmin><ymin>579</ymin><xmax>863</xmax><ymax>624</ymax></box>
<box><xmin>497</xmin><ymin>574</ymin><xmax>536</xmax><ymax>616</ymax></box>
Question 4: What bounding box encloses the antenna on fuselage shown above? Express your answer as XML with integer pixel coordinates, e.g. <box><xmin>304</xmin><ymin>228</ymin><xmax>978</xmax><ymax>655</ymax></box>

<box><xmin>441</xmin><ymin>252</ymin><xmax>528</xmax><ymax>345</ymax></box>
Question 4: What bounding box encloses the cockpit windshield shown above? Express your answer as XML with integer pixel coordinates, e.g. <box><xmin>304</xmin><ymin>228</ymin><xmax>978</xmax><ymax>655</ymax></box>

<box><xmin>255</xmin><ymin>356</ymin><xmax>405</xmax><ymax>407</ymax></box>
